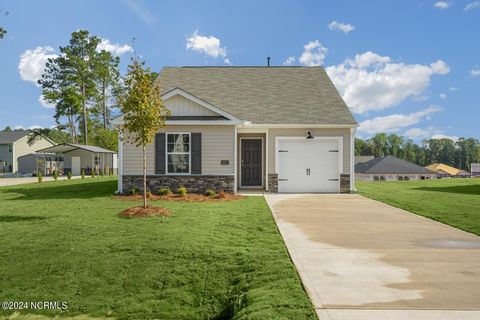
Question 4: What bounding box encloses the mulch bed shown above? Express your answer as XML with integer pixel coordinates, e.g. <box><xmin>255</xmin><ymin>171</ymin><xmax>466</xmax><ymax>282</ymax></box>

<box><xmin>115</xmin><ymin>193</ymin><xmax>245</xmax><ymax>202</ymax></box>
<box><xmin>120</xmin><ymin>206</ymin><xmax>172</xmax><ymax>218</ymax></box>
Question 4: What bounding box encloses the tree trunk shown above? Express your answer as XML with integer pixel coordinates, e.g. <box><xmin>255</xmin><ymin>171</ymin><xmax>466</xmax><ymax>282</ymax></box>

<box><xmin>82</xmin><ymin>82</ymin><xmax>88</xmax><ymax>145</ymax></box>
<box><xmin>102</xmin><ymin>79</ymin><xmax>107</xmax><ymax>129</ymax></box>
<box><xmin>143</xmin><ymin>144</ymin><xmax>147</xmax><ymax>208</ymax></box>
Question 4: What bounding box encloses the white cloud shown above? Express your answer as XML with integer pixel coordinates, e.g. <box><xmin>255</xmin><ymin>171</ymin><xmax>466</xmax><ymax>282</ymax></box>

<box><xmin>325</xmin><ymin>51</ymin><xmax>449</xmax><ymax>114</ymax></box>
<box><xmin>299</xmin><ymin>40</ymin><xmax>328</xmax><ymax>66</ymax></box>
<box><xmin>449</xmin><ymin>87</ymin><xmax>458</xmax><ymax>91</ymax></box>
<box><xmin>38</xmin><ymin>95</ymin><xmax>55</xmax><ymax>109</ymax></box>
<box><xmin>434</xmin><ymin>2</ymin><xmax>450</xmax><ymax>9</ymax></box>
<box><xmin>471</xmin><ymin>67</ymin><xmax>480</xmax><ymax>76</ymax></box>
<box><xmin>431</xmin><ymin>134</ymin><xmax>459</xmax><ymax>141</ymax></box>
<box><xmin>439</xmin><ymin>93</ymin><xmax>447</xmax><ymax>99</ymax></box>
<box><xmin>13</xmin><ymin>125</ymin><xmax>42</xmax><ymax>130</ymax></box>
<box><xmin>122</xmin><ymin>0</ymin><xmax>156</xmax><ymax>25</ymax></box>
<box><xmin>464</xmin><ymin>1</ymin><xmax>480</xmax><ymax>11</ymax></box>
<box><xmin>358</xmin><ymin>106</ymin><xmax>441</xmax><ymax>134</ymax></box>
<box><xmin>186</xmin><ymin>30</ymin><xmax>230</xmax><ymax>64</ymax></box>
<box><xmin>404</xmin><ymin>127</ymin><xmax>436</xmax><ymax>139</ymax></box>
<box><xmin>327</xmin><ymin>21</ymin><xmax>355</xmax><ymax>34</ymax></box>
<box><xmin>18</xmin><ymin>46</ymin><xmax>58</xmax><ymax>86</ymax></box>
<box><xmin>283</xmin><ymin>56</ymin><xmax>295</xmax><ymax>65</ymax></box>
<box><xmin>98</xmin><ymin>39</ymin><xmax>133</xmax><ymax>55</ymax></box>
<box><xmin>412</xmin><ymin>95</ymin><xmax>429</xmax><ymax>101</ymax></box>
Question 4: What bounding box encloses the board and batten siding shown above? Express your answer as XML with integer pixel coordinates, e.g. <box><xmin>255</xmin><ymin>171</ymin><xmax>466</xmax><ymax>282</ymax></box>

<box><xmin>267</xmin><ymin>128</ymin><xmax>352</xmax><ymax>175</ymax></box>
<box><xmin>122</xmin><ymin>125</ymin><xmax>235</xmax><ymax>175</ymax></box>
<box><xmin>165</xmin><ymin>95</ymin><xmax>219</xmax><ymax>117</ymax></box>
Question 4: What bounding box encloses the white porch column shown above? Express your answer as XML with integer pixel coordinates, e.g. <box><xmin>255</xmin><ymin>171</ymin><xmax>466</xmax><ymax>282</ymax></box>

<box><xmin>117</xmin><ymin>131</ymin><xmax>123</xmax><ymax>193</ymax></box>
<box><xmin>350</xmin><ymin>127</ymin><xmax>356</xmax><ymax>192</ymax></box>
<box><xmin>265</xmin><ymin>128</ymin><xmax>269</xmax><ymax>191</ymax></box>
<box><xmin>233</xmin><ymin>126</ymin><xmax>238</xmax><ymax>194</ymax></box>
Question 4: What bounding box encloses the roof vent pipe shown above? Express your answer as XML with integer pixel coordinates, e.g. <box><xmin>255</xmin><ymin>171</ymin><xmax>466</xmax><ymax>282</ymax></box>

<box><xmin>267</xmin><ymin>57</ymin><xmax>271</xmax><ymax>67</ymax></box>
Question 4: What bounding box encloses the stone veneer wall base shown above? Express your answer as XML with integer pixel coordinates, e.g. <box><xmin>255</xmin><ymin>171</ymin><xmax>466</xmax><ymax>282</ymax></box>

<box><xmin>340</xmin><ymin>174</ymin><xmax>351</xmax><ymax>193</ymax></box>
<box><xmin>123</xmin><ymin>175</ymin><xmax>234</xmax><ymax>194</ymax></box>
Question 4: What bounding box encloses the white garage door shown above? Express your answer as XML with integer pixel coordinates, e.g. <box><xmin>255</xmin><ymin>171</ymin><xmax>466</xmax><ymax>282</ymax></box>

<box><xmin>277</xmin><ymin>138</ymin><xmax>341</xmax><ymax>193</ymax></box>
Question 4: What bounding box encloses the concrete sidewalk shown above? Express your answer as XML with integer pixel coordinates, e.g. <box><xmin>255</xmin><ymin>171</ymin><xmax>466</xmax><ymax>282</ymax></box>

<box><xmin>265</xmin><ymin>194</ymin><xmax>480</xmax><ymax>320</ymax></box>
<box><xmin>0</xmin><ymin>175</ymin><xmax>89</xmax><ymax>187</ymax></box>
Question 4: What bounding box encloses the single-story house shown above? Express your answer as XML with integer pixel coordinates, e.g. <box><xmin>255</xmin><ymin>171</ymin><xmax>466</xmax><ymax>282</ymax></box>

<box><xmin>355</xmin><ymin>155</ymin><xmax>437</xmax><ymax>181</ymax></box>
<box><xmin>355</xmin><ymin>155</ymin><xmax>375</xmax><ymax>165</ymax></box>
<box><xmin>17</xmin><ymin>152</ymin><xmax>64</xmax><ymax>176</ymax></box>
<box><xmin>36</xmin><ymin>143</ymin><xmax>117</xmax><ymax>176</ymax></box>
<box><xmin>471</xmin><ymin>163</ymin><xmax>480</xmax><ymax>177</ymax></box>
<box><xmin>113</xmin><ymin>66</ymin><xmax>358</xmax><ymax>194</ymax></box>
<box><xmin>0</xmin><ymin>130</ymin><xmax>55</xmax><ymax>174</ymax></box>
<box><xmin>425</xmin><ymin>163</ymin><xmax>470</xmax><ymax>178</ymax></box>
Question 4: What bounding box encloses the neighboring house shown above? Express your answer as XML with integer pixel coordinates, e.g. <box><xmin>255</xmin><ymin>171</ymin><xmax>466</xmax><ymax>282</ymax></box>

<box><xmin>18</xmin><ymin>153</ymin><xmax>64</xmax><ymax>176</ymax></box>
<box><xmin>355</xmin><ymin>155</ymin><xmax>374</xmax><ymax>165</ymax></box>
<box><xmin>355</xmin><ymin>155</ymin><xmax>437</xmax><ymax>181</ymax></box>
<box><xmin>114</xmin><ymin>66</ymin><xmax>358</xmax><ymax>194</ymax></box>
<box><xmin>471</xmin><ymin>163</ymin><xmax>480</xmax><ymax>177</ymax></box>
<box><xmin>0</xmin><ymin>130</ymin><xmax>55</xmax><ymax>174</ymax></box>
<box><xmin>425</xmin><ymin>163</ymin><xmax>470</xmax><ymax>178</ymax></box>
<box><xmin>37</xmin><ymin>143</ymin><xmax>117</xmax><ymax>176</ymax></box>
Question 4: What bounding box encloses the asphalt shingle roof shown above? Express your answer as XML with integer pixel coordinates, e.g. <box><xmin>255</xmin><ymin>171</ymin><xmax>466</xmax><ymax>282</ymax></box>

<box><xmin>156</xmin><ymin>67</ymin><xmax>357</xmax><ymax>125</ymax></box>
<box><xmin>355</xmin><ymin>156</ymin><xmax>435</xmax><ymax>175</ymax></box>
<box><xmin>0</xmin><ymin>130</ymin><xmax>30</xmax><ymax>144</ymax></box>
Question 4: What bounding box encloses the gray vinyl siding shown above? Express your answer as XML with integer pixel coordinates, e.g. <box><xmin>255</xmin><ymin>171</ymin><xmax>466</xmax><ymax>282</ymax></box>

<box><xmin>122</xmin><ymin>125</ymin><xmax>235</xmax><ymax>176</ymax></box>
<box><xmin>267</xmin><ymin>128</ymin><xmax>352</xmax><ymax>175</ymax></box>
<box><xmin>0</xmin><ymin>144</ymin><xmax>13</xmax><ymax>172</ymax></box>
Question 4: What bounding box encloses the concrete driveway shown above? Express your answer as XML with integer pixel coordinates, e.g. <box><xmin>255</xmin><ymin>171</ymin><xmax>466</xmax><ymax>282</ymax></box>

<box><xmin>265</xmin><ymin>194</ymin><xmax>480</xmax><ymax>320</ymax></box>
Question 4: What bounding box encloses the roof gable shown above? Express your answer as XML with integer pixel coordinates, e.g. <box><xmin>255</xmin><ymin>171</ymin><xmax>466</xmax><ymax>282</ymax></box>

<box><xmin>0</xmin><ymin>130</ymin><xmax>30</xmax><ymax>144</ymax></box>
<box><xmin>156</xmin><ymin>67</ymin><xmax>357</xmax><ymax>125</ymax></box>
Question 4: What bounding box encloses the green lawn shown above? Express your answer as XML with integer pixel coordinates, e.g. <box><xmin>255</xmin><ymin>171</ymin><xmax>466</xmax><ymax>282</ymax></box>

<box><xmin>0</xmin><ymin>178</ymin><xmax>315</xmax><ymax>320</ymax></box>
<box><xmin>356</xmin><ymin>178</ymin><xmax>480</xmax><ymax>235</ymax></box>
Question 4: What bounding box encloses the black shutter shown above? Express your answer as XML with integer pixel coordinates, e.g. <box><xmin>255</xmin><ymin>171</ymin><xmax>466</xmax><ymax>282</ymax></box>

<box><xmin>155</xmin><ymin>133</ymin><xmax>166</xmax><ymax>174</ymax></box>
<box><xmin>191</xmin><ymin>133</ymin><xmax>201</xmax><ymax>174</ymax></box>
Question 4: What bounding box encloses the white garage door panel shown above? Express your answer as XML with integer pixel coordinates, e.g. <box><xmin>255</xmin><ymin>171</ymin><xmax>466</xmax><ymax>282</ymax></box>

<box><xmin>278</xmin><ymin>139</ymin><xmax>340</xmax><ymax>193</ymax></box>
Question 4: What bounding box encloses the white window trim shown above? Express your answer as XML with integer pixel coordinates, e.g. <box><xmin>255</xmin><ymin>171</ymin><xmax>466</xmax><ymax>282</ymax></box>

<box><xmin>166</xmin><ymin>132</ymin><xmax>191</xmax><ymax>175</ymax></box>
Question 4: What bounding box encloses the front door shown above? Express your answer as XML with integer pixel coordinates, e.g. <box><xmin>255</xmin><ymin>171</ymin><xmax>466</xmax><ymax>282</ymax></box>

<box><xmin>241</xmin><ymin>139</ymin><xmax>262</xmax><ymax>186</ymax></box>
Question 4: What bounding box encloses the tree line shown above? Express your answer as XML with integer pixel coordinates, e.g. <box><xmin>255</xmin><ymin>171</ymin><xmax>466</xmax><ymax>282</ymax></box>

<box><xmin>355</xmin><ymin>133</ymin><xmax>480</xmax><ymax>171</ymax></box>
<box><xmin>35</xmin><ymin>30</ymin><xmax>123</xmax><ymax>151</ymax></box>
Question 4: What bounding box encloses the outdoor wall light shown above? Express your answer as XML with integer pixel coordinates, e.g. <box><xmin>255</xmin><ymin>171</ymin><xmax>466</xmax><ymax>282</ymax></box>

<box><xmin>306</xmin><ymin>131</ymin><xmax>314</xmax><ymax>139</ymax></box>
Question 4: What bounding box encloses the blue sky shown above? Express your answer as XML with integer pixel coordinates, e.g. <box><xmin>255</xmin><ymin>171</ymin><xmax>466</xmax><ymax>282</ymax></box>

<box><xmin>0</xmin><ymin>0</ymin><xmax>479</xmax><ymax>141</ymax></box>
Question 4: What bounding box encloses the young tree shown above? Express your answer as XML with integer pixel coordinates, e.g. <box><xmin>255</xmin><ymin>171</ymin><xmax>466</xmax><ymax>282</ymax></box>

<box><xmin>119</xmin><ymin>60</ymin><xmax>170</xmax><ymax>208</ymax></box>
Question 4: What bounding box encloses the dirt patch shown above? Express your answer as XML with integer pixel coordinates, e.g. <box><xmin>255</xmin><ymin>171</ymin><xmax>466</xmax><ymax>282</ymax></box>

<box><xmin>120</xmin><ymin>206</ymin><xmax>171</xmax><ymax>218</ymax></box>
<box><xmin>115</xmin><ymin>193</ymin><xmax>245</xmax><ymax>202</ymax></box>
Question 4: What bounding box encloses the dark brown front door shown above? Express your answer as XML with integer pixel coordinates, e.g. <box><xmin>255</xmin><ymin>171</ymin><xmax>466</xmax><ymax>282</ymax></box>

<box><xmin>241</xmin><ymin>139</ymin><xmax>262</xmax><ymax>186</ymax></box>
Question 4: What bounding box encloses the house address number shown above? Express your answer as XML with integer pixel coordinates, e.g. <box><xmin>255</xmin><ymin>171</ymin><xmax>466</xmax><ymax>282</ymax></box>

<box><xmin>221</xmin><ymin>160</ymin><xmax>229</xmax><ymax>165</ymax></box>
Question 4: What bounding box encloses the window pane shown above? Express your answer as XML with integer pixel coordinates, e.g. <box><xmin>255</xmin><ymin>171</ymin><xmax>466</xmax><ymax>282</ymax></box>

<box><xmin>167</xmin><ymin>133</ymin><xmax>189</xmax><ymax>153</ymax></box>
<box><xmin>167</xmin><ymin>154</ymin><xmax>190</xmax><ymax>173</ymax></box>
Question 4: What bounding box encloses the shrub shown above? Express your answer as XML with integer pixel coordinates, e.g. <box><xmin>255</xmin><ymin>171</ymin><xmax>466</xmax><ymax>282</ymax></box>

<box><xmin>158</xmin><ymin>187</ymin><xmax>171</xmax><ymax>196</ymax></box>
<box><xmin>99</xmin><ymin>169</ymin><xmax>104</xmax><ymax>177</ymax></box>
<box><xmin>67</xmin><ymin>171</ymin><xmax>72</xmax><ymax>180</ymax></box>
<box><xmin>204</xmin><ymin>189</ymin><xmax>217</xmax><ymax>197</ymax></box>
<box><xmin>53</xmin><ymin>170</ymin><xmax>58</xmax><ymax>181</ymax></box>
<box><xmin>177</xmin><ymin>186</ymin><xmax>187</xmax><ymax>197</ymax></box>
<box><xmin>81</xmin><ymin>169</ymin><xmax>85</xmax><ymax>179</ymax></box>
<box><xmin>129</xmin><ymin>187</ymin><xmax>140</xmax><ymax>195</ymax></box>
<box><xmin>37</xmin><ymin>172</ymin><xmax>43</xmax><ymax>183</ymax></box>
<box><xmin>91</xmin><ymin>169</ymin><xmax>95</xmax><ymax>178</ymax></box>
